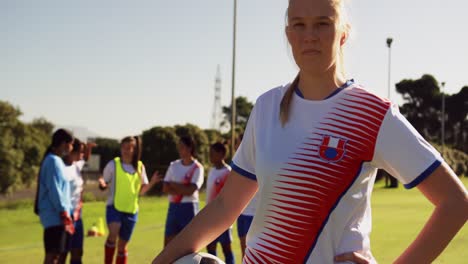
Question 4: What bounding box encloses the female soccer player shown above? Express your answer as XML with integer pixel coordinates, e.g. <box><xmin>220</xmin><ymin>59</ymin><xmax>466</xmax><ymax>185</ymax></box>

<box><xmin>162</xmin><ymin>136</ymin><xmax>204</xmax><ymax>247</ymax></box>
<box><xmin>152</xmin><ymin>0</ymin><xmax>468</xmax><ymax>263</ymax></box>
<box><xmin>206</xmin><ymin>142</ymin><xmax>235</xmax><ymax>264</ymax></box>
<box><xmin>62</xmin><ymin>139</ymin><xmax>95</xmax><ymax>264</ymax></box>
<box><xmin>34</xmin><ymin>128</ymin><xmax>75</xmax><ymax>264</ymax></box>
<box><xmin>98</xmin><ymin>136</ymin><xmax>160</xmax><ymax>264</ymax></box>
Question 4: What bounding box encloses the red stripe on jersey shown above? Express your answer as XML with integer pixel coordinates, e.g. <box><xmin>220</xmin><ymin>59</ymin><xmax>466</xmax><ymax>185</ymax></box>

<box><xmin>286</xmin><ymin>162</ymin><xmax>344</xmax><ymax>177</ymax></box>
<box><xmin>254</xmin><ymin>246</ymin><xmax>291</xmax><ymax>263</ymax></box>
<box><xmin>342</xmin><ymin>98</ymin><xmax>388</xmax><ymax>115</ymax></box>
<box><xmin>325</xmin><ymin>117</ymin><xmax>379</xmax><ymax>136</ymax></box>
<box><xmin>337</xmin><ymin>103</ymin><xmax>385</xmax><ymax>120</ymax></box>
<box><xmin>265</xmin><ymin>220</ymin><xmax>310</xmax><ymax>234</ymax></box>
<box><xmin>320</xmin><ymin>122</ymin><xmax>377</xmax><ymax>141</ymax></box>
<box><xmin>330</xmin><ymin>112</ymin><xmax>380</xmax><ymax>131</ymax></box>
<box><xmin>334</xmin><ymin>107</ymin><xmax>381</xmax><ymax>123</ymax></box>
<box><xmin>249</xmin><ymin>248</ymin><xmax>276</xmax><ymax>263</ymax></box>
<box><xmin>297</xmin><ymin>148</ymin><xmax>319</xmax><ymax>154</ymax></box>
<box><xmin>244</xmin><ymin>249</ymin><xmax>263</xmax><ymax>264</ymax></box>
<box><xmin>351</xmin><ymin>88</ymin><xmax>391</xmax><ymax>106</ymax></box>
<box><xmin>259</xmin><ymin>236</ymin><xmax>297</xmax><ymax>255</ymax></box>
<box><xmin>276</xmin><ymin>181</ymin><xmax>330</xmax><ymax>195</ymax></box>
<box><xmin>244</xmin><ymin>88</ymin><xmax>390</xmax><ymax>263</ymax></box>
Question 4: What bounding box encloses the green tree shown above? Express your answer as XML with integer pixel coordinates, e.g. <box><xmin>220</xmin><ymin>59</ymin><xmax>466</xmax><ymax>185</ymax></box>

<box><xmin>445</xmin><ymin>86</ymin><xmax>468</xmax><ymax>152</ymax></box>
<box><xmin>0</xmin><ymin>100</ymin><xmax>22</xmax><ymax>128</ymax></box>
<box><xmin>0</xmin><ymin>101</ymin><xmax>26</xmax><ymax>193</ymax></box>
<box><xmin>141</xmin><ymin>126</ymin><xmax>179</xmax><ymax>176</ymax></box>
<box><xmin>30</xmin><ymin>117</ymin><xmax>54</xmax><ymax>135</ymax></box>
<box><xmin>396</xmin><ymin>75</ymin><xmax>468</xmax><ymax>153</ymax></box>
<box><xmin>203</xmin><ymin>129</ymin><xmax>224</xmax><ymax>144</ymax></box>
<box><xmin>14</xmin><ymin>122</ymin><xmax>50</xmax><ymax>187</ymax></box>
<box><xmin>93</xmin><ymin>137</ymin><xmax>120</xmax><ymax>171</ymax></box>
<box><xmin>174</xmin><ymin>123</ymin><xmax>209</xmax><ymax>166</ymax></box>
<box><xmin>222</xmin><ymin>96</ymin><xmax>254</xmax><ymax>131</ymax></box>
<box><xmin>0</xmin><ymin>101</ymin><xmax>52</xmax><ymax>193</ymax></box>
<box><xmin>396</xmin><ymin>74</ymin><xmax>441</xmax><ymax>141</ymax></box>
<box><xmin>0</xmin><ymin>129</ymin><xmax>23</xmax><ymax>193</ymax></box>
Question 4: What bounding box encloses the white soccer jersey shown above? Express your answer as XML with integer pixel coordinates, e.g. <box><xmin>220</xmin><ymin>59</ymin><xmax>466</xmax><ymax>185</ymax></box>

<box><xmin>63</xmin><ymin>160</ymin><xmax>85</xmax><ymax>211</ymax></box>
<box><xmin>206</xmin><ymin>165</ymin><xmax>231</xmax><ymax>204</ymax></box>
<box><xmin>232</xmin><ymin>81</ymin><xmax>442</xmax><ymax>264</ymax></box>
<box><xmin>164</xmin><ymin>159</ymin><xmax>204</xmax><ymax>203</ymax></box>
<box><xmin>241</xmin><ymin>192</ymin><xmax>258</xmax><ymax>217</ymax></box>
<box><xmin>103</xmin><ymin>160</ymin><xmax>149</xmax><ymax>206</ymax></box>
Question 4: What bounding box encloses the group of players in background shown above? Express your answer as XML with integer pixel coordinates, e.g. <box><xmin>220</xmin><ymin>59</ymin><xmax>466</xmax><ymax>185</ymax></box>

<box><xmin>34</xmin><ymin>129</ymin><xmax>251</xmax><ymax>264</ymax></box>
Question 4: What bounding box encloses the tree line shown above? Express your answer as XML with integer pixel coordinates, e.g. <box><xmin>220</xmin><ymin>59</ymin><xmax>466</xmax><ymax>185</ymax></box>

<box><xmin>0</xmin><ymin>97</ymin><xmax>253</xmax><ymax>195</ymax></box>
<box><xmin>0</xmin><ymin>102</ymin><xmax>54</xmax><ymax>194</ymax></box>
<box><xmin>0</xmin><ymin>75</ymin><xmax>466</xmax><ymax>194</ymax></box>
<box><xmin>396</xmin><ymin>74</ymin><xmax>467</xmax><ymax>153</ymax></box>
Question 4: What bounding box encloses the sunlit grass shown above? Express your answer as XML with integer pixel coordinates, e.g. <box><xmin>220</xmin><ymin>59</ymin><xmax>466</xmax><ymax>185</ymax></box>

<box><xmin>0</xmin><ymin>178</ymin><xmax>466</xmax><ymax>263</ymax></box>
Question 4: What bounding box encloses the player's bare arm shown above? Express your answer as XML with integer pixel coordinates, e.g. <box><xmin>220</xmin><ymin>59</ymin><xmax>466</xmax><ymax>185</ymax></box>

<box><xmin>167</xmin><ymin>182</ymin><xmax>198</xmax><ymax>196</ymax></box>
<box><xmin>152</xmin><ymin>171</ymin><xmax>258</xmax><ymax>264</ymax></box>
<box><xmin>393</xmin><ymin>162</ymin><xmax>468</xmax><ymax>263</ymax></box>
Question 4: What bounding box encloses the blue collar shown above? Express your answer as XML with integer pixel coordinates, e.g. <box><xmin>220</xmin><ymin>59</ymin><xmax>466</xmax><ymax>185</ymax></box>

<box><xmin>295</xmin><ymin>79</ymin><xmax>354</xmax><ymax>99</ymax></box>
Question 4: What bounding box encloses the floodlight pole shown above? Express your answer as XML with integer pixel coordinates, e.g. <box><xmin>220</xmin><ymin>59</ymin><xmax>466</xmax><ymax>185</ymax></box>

<box><xmin>231</xmin><ymin>0</ymin><xmax>238</xmax><ymax>156</ymax></box>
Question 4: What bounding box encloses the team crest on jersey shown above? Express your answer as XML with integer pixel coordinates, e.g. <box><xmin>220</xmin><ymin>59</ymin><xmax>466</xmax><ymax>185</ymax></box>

<box><xmin>318</xmin><ymin>135</ymin><xmax>347</xmax><ymax>162</ymax></box>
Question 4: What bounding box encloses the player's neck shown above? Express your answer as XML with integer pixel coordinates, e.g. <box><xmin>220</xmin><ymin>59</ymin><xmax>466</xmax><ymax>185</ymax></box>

<box><xmin>181</xmin><ymin>157</ymin><xmax>194</xmax><ymax>166</ymax></box>
<box><xmin>51</xmin><ymin>148</ymin><xmax>63</xmax><ymax>158</ymax></box>
<box><xmin>213</xmin><ymin>161</ymin><xmax>226</xmax><ymax>169</ymax></box>
<box><xmin>121</xmin><ymin>156</ymin><xmax>132</xmax><ymax>164</ymax></box>
<box><xmin>298</xmin><ymin>71</ymin><xmax>345</xmax><ymax>100</ymax></box>
<box><xmin>64</xmin><ymin>157</ymin><xmax>73</xmax><ymax>166</ymax></box>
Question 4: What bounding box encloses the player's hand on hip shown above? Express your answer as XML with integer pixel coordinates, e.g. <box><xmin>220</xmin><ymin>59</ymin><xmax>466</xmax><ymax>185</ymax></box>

<box><xmin>335</xmin><ymin>251</ymin><xmax>370</xmax><ymax>264</ymax></box>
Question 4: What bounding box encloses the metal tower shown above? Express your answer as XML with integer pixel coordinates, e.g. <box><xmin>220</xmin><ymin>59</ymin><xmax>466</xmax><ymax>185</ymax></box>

<box><xmin>211</xmin><ymin>65</ymin><xmax>222</xmax><ymax>130</ymax></box>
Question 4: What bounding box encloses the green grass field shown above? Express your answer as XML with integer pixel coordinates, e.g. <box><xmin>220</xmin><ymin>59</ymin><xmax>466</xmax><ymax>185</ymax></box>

<box><xmin>0</xmin><ymin>179</ymin><xmax>466</xmax><ymax>264</ymax></box>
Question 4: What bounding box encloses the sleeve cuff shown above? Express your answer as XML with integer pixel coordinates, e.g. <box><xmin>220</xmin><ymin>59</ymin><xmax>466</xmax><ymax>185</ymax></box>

<box><xmin>230</xmin><ymin>162</ymin><xmax>257</xmax><ymax>181</ymax></box>
<box><xmin>404</xmin><ymin>159</ymin><xmax>442</xmax><ymax>189</ymax></box>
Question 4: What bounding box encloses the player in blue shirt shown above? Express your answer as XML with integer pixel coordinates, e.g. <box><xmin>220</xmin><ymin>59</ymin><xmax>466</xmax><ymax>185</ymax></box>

<box><xmin>34</xmin><ymin>128</ymin><xmax>75</xmax><ymax>264</ymax></box>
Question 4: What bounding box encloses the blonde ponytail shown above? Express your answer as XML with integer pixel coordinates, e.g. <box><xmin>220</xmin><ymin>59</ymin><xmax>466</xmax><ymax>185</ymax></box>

<box><xmin>279</xmin><ymin>74</ymin><xmax>300</xmax><ymax>126</ymax></box>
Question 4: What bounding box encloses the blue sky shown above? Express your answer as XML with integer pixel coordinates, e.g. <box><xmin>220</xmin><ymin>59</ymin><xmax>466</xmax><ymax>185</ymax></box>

<box><xmin>1</xmin><ymin>0</ymin><xmax>467</xmax><ymax>139</ymax></box>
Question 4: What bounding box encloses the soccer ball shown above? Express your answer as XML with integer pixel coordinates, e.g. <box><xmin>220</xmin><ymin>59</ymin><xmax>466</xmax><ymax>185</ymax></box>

<box><xmin>173</xmin><ymin>252</ymin><xmax>225</xmax><ymax>264</ymax></box>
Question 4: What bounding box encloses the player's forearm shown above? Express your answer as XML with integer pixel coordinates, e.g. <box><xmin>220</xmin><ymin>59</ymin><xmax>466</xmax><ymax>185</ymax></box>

<box><xmin>162</xmin><ymin>182</ymin><xmax>178</xmax><ymax>194</ymax></box>
<box><xmin>83</xmin><ymin>142</ymin><xmax>95</xmax><ymax>161</ymax></box>
<box><xmin>140</xmin><ymin>184</ymin><xmax>150</xmax><ymax>195</ymax></box>
<box><xmin>169</xmin><ymin>182</ymin><xmax>197</xmax><ymax>195</ymax></box>
<box><xmin>83</xmin><ymin>145</ymin><xmax>90</xmax><ymax>161</ymax></box>
<box><xmin>394</xmin><ymin>198</ymin><xmax>468</xmax><ymax>263</ymax></box>
<box><xmin>152</xmin><ymin>195</ymin><xmax>238</xmax><ymax>264</ymax></box>
<box><xmin>140</xmin><ymin>178</ymin><xmax>160</xmax><ymax>195</ymax></box>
